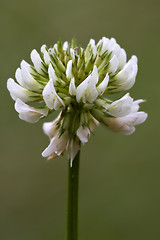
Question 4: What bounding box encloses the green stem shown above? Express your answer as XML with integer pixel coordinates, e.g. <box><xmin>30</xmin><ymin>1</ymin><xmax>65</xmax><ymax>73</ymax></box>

<box><xmin>66</xmin><ymin>150</ymin><xmax>80</xmax><ymax>240</ymax></box>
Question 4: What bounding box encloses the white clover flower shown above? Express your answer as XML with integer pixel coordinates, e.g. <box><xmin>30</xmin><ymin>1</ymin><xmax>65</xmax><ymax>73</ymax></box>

<box><xmin>7</xmin><ymin>37</ymin><xmax>147</xmax><ymax>161</ymax></box>
<box><xmin>15</xmin><ymin>99</ymin><xmax>48</xmax><ymax>123</ymax></box>
<box><xmin>42</xmin><ymin>130</ymin><xmax>69</xmax><ymax>158</ymax></box>
<box><xmin>104</xmin><ymin>112</ymin><xmax>147</xmax><ymax>135</ymax></box>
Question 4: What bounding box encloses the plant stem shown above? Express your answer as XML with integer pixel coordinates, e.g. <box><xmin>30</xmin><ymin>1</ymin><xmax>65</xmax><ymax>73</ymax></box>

<box><xmin>66</xmin><ymin>150</ymin><xmax>80</xmax><ymax>240</ymax></box>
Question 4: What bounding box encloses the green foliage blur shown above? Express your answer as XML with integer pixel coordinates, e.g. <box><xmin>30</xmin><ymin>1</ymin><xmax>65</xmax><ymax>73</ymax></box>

<box><xmin>0</xmin><ymin>0</ymin><xmax>159</xmax><ymax>239</ymax></box>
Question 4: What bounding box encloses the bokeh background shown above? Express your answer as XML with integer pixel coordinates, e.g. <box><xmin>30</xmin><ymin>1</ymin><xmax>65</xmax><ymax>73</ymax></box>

<box><xmin>0</xmin><ymin>0</ymin><xmax>159</xmax><ymax>239</ymax></box>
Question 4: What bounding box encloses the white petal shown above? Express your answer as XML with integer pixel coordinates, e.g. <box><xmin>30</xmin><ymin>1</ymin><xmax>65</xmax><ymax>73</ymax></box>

<box><xmin>7</xmin><ymin>78</ymin><xmax>39</xmax><ymax>102</ymax></box>
<box><xmin>15</xmin><ymin>68</ymin><xmax>24</xmax><ymax>86</ymax></box>
<box><xmin>43</xmin><ymin>117</ymin><xmax>59</xmax><ymax>139</ymax></box>
<box><xmin>105</xmin><ymin>40</ymin><xmax>126</xmax><ymax>70</ymax></box>
<box><xmin>48</xmin><ymin>63</ymin><xmax>59</xmax><ymax>85</ymax></box>
<box><xmin>105</xmin><ymin>112</ymin><xmax>147</xmax><ymax>134</ymax></box>
<box><xmin>63</xmin><ymin>41</ymin><xmax>68</xmax><ymax>51</ymax></box>
<box><xmin>123</xmin><ymin>127</ymin><xmax>136</xmax><ymax>135</ymax></box>
<box><xmin>107</xmin><ymin>95</ymin><xmax>146</xmax><ymax>118</ymax></box>
<box><xmin>42</xmin><ymin>79</ymin><xmax>64</xmax><ymax>110</ymax></box>
<box><xmin>55</xmin><ymin>133</ymin><xmax>69</xmax><ymax>155</ymax></box>
<box><xmin>89</xmin><ymin>39</ymin><xmax>97</xmax><ymax>58</ymax></box>
<box><xmin>30</xmin><ymin>49</ymin><xmax>44</xmax><ymax>74</ymax></box>
<box><xmin>114</xmin><ymin>55</ymin><xmax>138</xmax><ymax>89</ymax></box>
<box><xmin>107</xmin><ymin>93</ymin><xmax>134</xmax><ymax>117</ymax></box>
<box><xmin>100</xmin><ymin>37</ymin><xmax>110</xmax><ymax>54</ymax></box>
<box><xmin>85</xmin><ymin>84</ymin><xmax>98</xmax><ymax>103</ymax></box>
<box><xmin>20</xmin><ymin>60</ymin><xmax>33</xmax><ymax>72</ymax></box>
<box><xmin>21</xmin><ymin>65</ymin><xmax>42</xmax><ymax>92</ymax></box>
<box><xmin>85</xmin><ymin>86</ymin><xmax>98</xmax><ymax>104</ymax></box>
<box><xmin>97</xmin><ymin>73</ymin><xmax>109</xmax><ymax>95</ymax></box>
<box><xmin>122</xmin><ymin>64</ymin><xmax>138</xmax><ymax>90</ymax></box>
<box><xmin>15</xmin><ymin>99</ymin><xmax>48</xmax><ymax>123</ymax></box>
<box><xmin>88</xmin><ymin>113</ymin><xmax>99</xmax><ymax>131</ymax></box>
<box><xmin>131</xmin><ymin>99</ymin><xmax>145</xmax><ymax>113</ymax></box>
<box><xmin>86</xmin><ymin>66</ymin><xmax>99</xmax><ymax>103</ymax></box>
<box><xmin>67</xmin><ymin>138</ymin><xmax>80</xmax><ymax>164</ymax></box>
<box><xmin>66</xmin><ymin>60</ymin><xmax>73</xmax><ymax>79</ymax></box>
<box><xmin>76</xmin><ymin>78</ymin><xmax>88</xmax><ymax>103</ymax></box>
<box><xmin>20</xmin><ymin>60</ymin><xmax>35</xmax><ymax>75</ymax></box>
<box><xmin>70</xmin><ymin>48</ymin><xmax>75</xmax><ymax>61</ymax></box>
<box><xmin>76</xmin><ymin>126</ymin><xmax>91</xmax><ymax>144</ymax></box>
<box><xmin>108</xmin><ymin>38</ymin><xmax>117</xmax><ymax>51</ymax></box>
<box><xmin>53</xmin><ymin>43</ymin><xmax>58</xmax><ymax>53</ymax></box>
<box><xmin>110</xmin><ymin>43</ymin><xmax>121</xmax><ymax>58</ymax></box>
<box><xmin>89</xmin><ymin>65</ymin><xmax>99</xmax><ymax>85</ymax></box>
<box><xmin>107</xmin><ymin>55</ymin><xmax>119</xmax><ymax>75</ymax></box>
<box><xmin>54</xmin><ymin>98</ymin><xmax>62</xmax><ymax>110</ymax></box>
<box><xmin>41</xmin><ymin>45</ymin><xmax>51</xmax><ymax>65</ymax></box>
<box><xmin>117</xmin><ymin>48</ymin><xmax>127</xmax><ymax>69</ymax></box>
<box><xmin>99</xmin><ymin>37</ymin><xmax>117</xmax><ymax>55</ymax></box>
<box><xmin>69</xmin><ymin>77</ymin><xmax>76</xmax><ymax>96</ymax></box>
<box><xmin>76</xmin><ymin>65</ymin><xmax>99</xmax><ymax>103</ymax></box>
<box><xmin>42</xmin><ymin>138</ymin><xmax>56</xmax><ymax>157</ymax></box>
<box><xmin>42</xmin><ymin>131</ymin><xmax>69</xmax><ymax>157</ymax></box>
<box><xmin>128</xmin><ymin>112</ymin><xmax>148</xmax><ymax>125</ymax></box>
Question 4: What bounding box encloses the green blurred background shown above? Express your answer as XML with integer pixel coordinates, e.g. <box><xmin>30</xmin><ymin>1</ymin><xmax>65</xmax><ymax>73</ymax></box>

<box><xmin>0</xmin><ymin>0</ymin><xmax>159</xmax><ymax>239</ymax></box>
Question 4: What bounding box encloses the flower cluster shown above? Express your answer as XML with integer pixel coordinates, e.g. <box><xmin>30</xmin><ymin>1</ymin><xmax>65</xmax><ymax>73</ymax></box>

<box><xmin>7</xmin><ymin>37</ymin><xmax>147</xmax><ymax>163</ymax></box>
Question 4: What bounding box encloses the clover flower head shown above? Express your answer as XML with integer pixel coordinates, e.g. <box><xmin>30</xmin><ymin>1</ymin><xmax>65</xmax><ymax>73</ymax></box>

<box><xmin>7</xmin><ymin>37</ymin><xmax>147</xmax><ymax>163</ymax></box>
